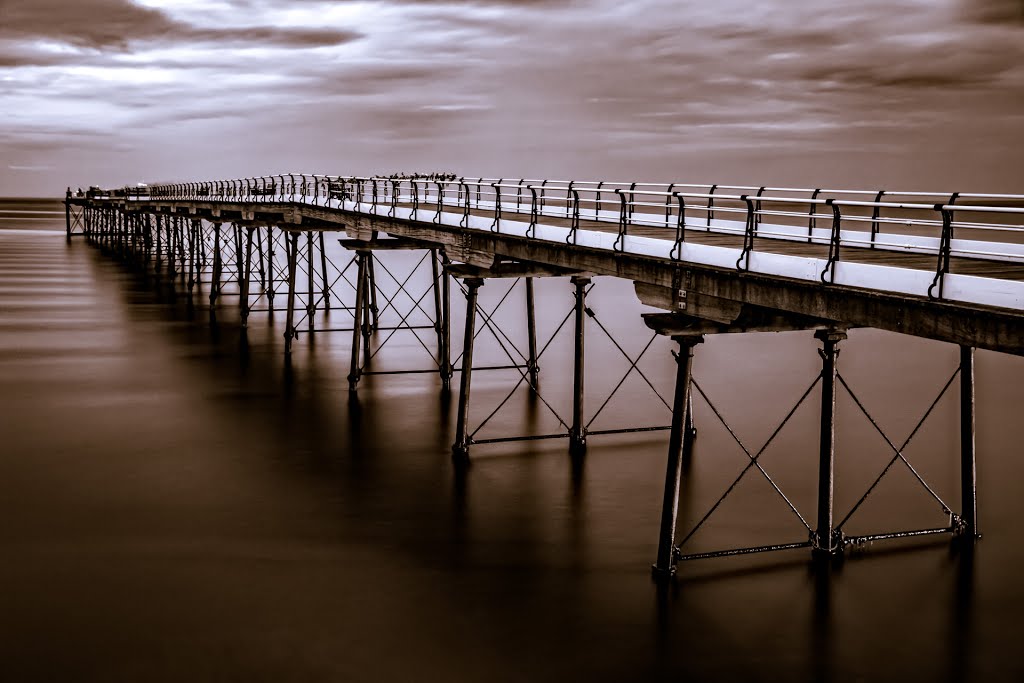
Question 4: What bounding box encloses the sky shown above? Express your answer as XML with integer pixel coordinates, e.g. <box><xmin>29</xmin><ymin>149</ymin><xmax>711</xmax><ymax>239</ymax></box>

<box><xmin>1</xmin><ymin>0</ymin><xmax>1022</xmax><ymax>196</ymax></box>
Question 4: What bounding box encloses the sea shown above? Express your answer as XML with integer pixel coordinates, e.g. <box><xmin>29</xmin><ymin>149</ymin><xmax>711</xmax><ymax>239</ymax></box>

<box><xmin>1</xmin><ymin>197</ymin><xmax>1023</xmax><ymax>681</ymax></box>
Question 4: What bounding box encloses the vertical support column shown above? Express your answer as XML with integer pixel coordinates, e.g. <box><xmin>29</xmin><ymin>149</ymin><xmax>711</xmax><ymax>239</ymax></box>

<box><xmin>814</xmin><ymin>328</ymin><xmax>846</xmax><ymax>556</ymax></box>
<box><xmin>283</xmin><ymin>231</ymin><xmax>299</xmax><ymax>354</ymax></box>
<box><xmin>209</xmin><ymin>222</ymin><xmax>222</xmax><ymax>307</ymax></box>
<box><xmin>367</xmin><ymin>255</ymin><xmax>380</xmax><ymax>331</ymax></box>
<box><xmin>266</xmin><ymin>226</ymin><xmax>276</xmax><ymax>310</ymax></box>
<box><xmin>307</xmin><ymin>231</ymin><xmax>316</xmax><ymax>333</ymax></box>
<box><xmin>653</xmin><ymin>334</ymin><xmax>703</xmax><ymax>579</ymax></box>
<box><xmin>683</xmin><ymin>393</ymin><xmax>696</xmax><ymax>463</ymax></box>
<box><xmin>187</xmin><ymin>219</ymin><xmax>198</xmax><ymax>299</ymax></box>
<box><xmin>960</xmin><ymin>345</ymin><xmax>978</xmax><ymax>538</ymax></box>
<box><xmin>155</xmin><ymin>214</ymin><xmax>163</xmax><ymax>277</ymax></box>
<box><xmin>240</xmin><ymin>227</ymin><xmax>253</xmax><ymax>327</ymax></box>
<box><xmin>121</xmin><ymin>211</ymin><xmax>127</xmax><ymax>257</ymax></box>
<box><xmin>143</xmin><ymin>214</ymin><xmax>153</xmax><ymax>269</ymax></box>
<box><xmin>233</xmin><ymin>223</ymin><xmax>244</xmax><ymax>291</ymax></box>
<box><xmin>133</xmin><ymin>213</ymin><xmax>141</xmax><ymax>263</ymax></box>
<box><xmin>431</xmin><ymin>248</ymin><xmax>444</xmax><ymax>356</ymax></box>
<box><xmin>256</xmin><ymin>228</ymin><xmax>266</xmax><ymax>289</ymax></box>
<box><xmin>452</xmin><ymin>278</ymin><xmax>484</xmax><ymax>463</ymax></box>
<box><xmin>440</xmin><ymin>251</ymin><xmax>453</xmax><ymax>391</ymax></box>
<box><xmin>170</xmin><ymin>216</ymin><xmax>180</xmax><ymax>280</ymax></box>
<box><xmin>569</xmin><ymin>276</ymin><xmax>591</xmax><ymax>455</ymax></box>
<box><xmin>164</xmin><ymin>215</ymin><xmax>172</xmax><ymax>277</ymax></box>
<box><xmin>199</xmin><ymin>221</ymin><xmax>208</xmax><ymax>270</ymax></box>
<box><xmin>348</xmin><ymin>250</ymin><xmax>369</xmax><ymax>390</ymax></box>
<box><xmin>178</xmin><ymin>216</ymin><xmax>188</xmax><ymax>282</ymax></box>
<box><xmin>525</xmin><ymin>277</ymin><xmax>540</xmax><ymax>388</ymax></box>
<box><xmin>64</xmin><ymin>189</ymin><xmax>72</xmax><ymax>242</ymax></box>
<box><xmin>319</xmin><ymin>231</ymin><xmax>331</xmax><ymax>311</ymax></box>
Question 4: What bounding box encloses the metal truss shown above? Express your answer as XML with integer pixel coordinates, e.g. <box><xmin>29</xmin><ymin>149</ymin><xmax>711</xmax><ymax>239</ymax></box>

<box><xmin>345</xmin><ymin>246</ymin><xmax>449</xmax><ymax>389</ymax></box>
<box><xmin>450</xmin><ymin>276</ymin><xmax>680</xmax><ymax>462</ymax></box>
<box><xmin>653</xmin><ymin>332</ymin><xmax>979</xmax><ymax>578</ymax></box>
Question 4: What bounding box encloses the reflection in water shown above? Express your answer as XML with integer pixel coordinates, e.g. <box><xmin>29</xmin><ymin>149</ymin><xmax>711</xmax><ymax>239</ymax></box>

<box><xmin>1</xmin><ymin>210</ymin><xmax>1023</xmax><ymax>681</ymax></box>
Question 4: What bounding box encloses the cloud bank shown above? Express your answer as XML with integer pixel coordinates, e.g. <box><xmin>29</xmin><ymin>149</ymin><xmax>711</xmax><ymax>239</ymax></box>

<box><xmin>1</xmin><ymin>0</ymin><xmax>1022</xmax><ymax>195</ymax></box>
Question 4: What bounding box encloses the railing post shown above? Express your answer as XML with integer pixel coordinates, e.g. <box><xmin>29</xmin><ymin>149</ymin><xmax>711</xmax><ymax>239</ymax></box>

<box><xmin>653</xmin><ymin>334</ymin><xmax>703</xmax><ymax>579</ymax></box>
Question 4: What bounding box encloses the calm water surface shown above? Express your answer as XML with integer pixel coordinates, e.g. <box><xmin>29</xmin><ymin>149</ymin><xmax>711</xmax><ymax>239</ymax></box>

<box><xmin>1</xmin><ymin>199</ymin><xmax>1023</xmax><ymax>681</ymax></box>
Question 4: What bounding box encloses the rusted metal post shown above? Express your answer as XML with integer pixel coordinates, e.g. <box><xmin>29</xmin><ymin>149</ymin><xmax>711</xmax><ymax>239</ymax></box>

<box><xmin>569</xmin><ymin>276</ymin><xmax>591</xmax><ymax>455</ymax></box>
<box><xmin>283</xmin><ymin>231</ymin><xmax>299</xmax><ymax>355</ymax></box>
<box><xmin>814</xmin><ymin>329</ymin><xmax>846</xmax><ymax>556</ymax></box>
<box><xmin>526</xmin><ymin>277</ymin><xmax>539</xmax><ymax>388</ymax></box>
<box><xmin>452</xmin><ymin>278</ymin><xmax>484</xmax><ymax>463</ymax></box>
<box><xmin>960</xmin><ymin>345</ymin><xmax>978</xmax><ymax>538</ymax></box>
<box><xmin>348</xmin><ymin>250</ymin><xmax>369</xmax><ymax>390</ymax></box>
<box><xmin>653</xmin><ymin>334</ymin><xmax>702</xmax><ymax>579</ymax></box>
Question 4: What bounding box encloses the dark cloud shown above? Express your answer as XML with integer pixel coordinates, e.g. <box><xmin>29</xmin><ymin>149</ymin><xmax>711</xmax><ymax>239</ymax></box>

<box><xmin>962</xmin><ymin>0</ymin><xmax>1024</xmax><ymax>22</ymax></box>
<box><xmin>0</xmin><ymin>0</ymin><xmax>361</xmax><ymax>52</ymax></box>
<box><xmin>236</xmin><ymin>0</ymin><xmax>569</xmax><ymax>6</ymax></box>
<box><xmin>0</xmin><ymin>41</ymin><xmax>81</xmax><ymax>67</ymax></box>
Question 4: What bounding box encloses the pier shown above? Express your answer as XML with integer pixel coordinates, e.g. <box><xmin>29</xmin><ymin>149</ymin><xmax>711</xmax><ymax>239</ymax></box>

<box><xmin>65</xmin><ymin>176</ymin><xmax>1024</xmax><ymax>578</ymax></box>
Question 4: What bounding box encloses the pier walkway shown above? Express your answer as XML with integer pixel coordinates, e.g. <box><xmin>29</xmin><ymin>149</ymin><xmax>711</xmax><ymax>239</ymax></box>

<box><xmin>66</xmin><ymin>175</ymin><xmax>1024</xmax><ymax>579</ymax></box>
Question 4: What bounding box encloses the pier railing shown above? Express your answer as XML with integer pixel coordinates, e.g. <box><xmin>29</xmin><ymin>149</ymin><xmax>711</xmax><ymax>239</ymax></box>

<box><xmin>99</xmin><ymin>175</ymin><xmax>1024</xmax><ymax>308</ymax></box>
